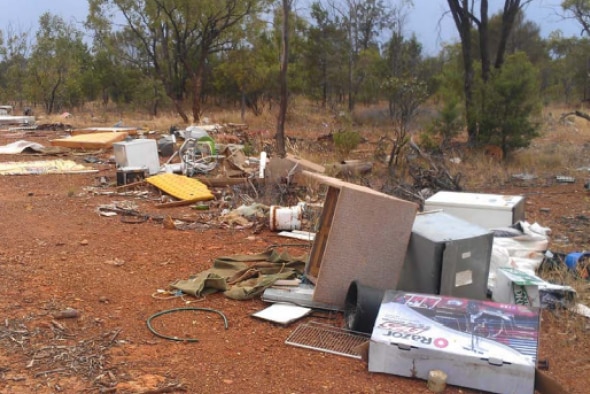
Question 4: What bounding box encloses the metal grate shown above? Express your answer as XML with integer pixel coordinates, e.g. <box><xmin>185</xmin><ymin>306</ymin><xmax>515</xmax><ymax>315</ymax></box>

<box><xmin>285</xmin><ymin>321</ymin><xmax>370</xmax><ymax>359</ymax></box>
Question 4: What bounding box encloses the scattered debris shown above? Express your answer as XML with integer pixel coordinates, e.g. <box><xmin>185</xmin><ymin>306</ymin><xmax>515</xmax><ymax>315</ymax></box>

<box><xmin>0</xmin><ymin>317</ymin><xmax>122</xmax><ymax>390</ymax></box>
<box><xmin>555</xmin><ymin>176</ymin><xmax>575</xmax><ymax>184</ymax></box>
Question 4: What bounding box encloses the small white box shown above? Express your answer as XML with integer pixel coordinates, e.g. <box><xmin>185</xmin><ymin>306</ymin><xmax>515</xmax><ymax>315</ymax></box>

<box><xmin>493</xmin><ymin>267</ymin><xmax>575</xmax><ymax>308</ymax></box>
<box><xmin>369</xmin><ymin>291</ymin><xmax>539</xmax><ymax>394</ymax></box>
<box><xmin>424</xmin><ymin>191</ymin><xmax>525</xmax><ymax>229</ymax></box>
<box><xmin>113</xmin><ymin>139</ymin><xmax>160</xmax><ymax>175</ymax></box>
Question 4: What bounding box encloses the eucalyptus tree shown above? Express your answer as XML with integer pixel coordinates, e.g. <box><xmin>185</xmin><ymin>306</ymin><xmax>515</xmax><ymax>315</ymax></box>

<box><xmin>382</xmin><ymin>32</ymin><xmax>423</xmax><ymax>119</ymax></box>
<box><xmin>26</xmin><ymin>13</ymin><xmax>89</xmax><ymax>114</ymax></box>
<box><xmin>88</xmin><ymin>0</ymin><xmax>266</xmax><ymax>123</ymax></box>
<box><xmin>562</xmin><ymin>0</ymin><xmax>590</xmax><ymax>34</ymax></box>
<box><xmin>446</xmin><ymin>0</ymin><xmax>533</xmax><ymax>144</ymax></box>
<box><xmin>303</xmin><ymin>2</ymin><xmax>348</xmax><ymax>108</ymax></box>
<box><xmin>547</xmin><ymin>33</ymin><xmax>590</xmax><ymax>103</ymax></box>
<box><xmin>325</xmin><ymin>0</ymin><xmax>400</xmax><ymax>112</ymax></box>
<box><xmin>0</xmin><ymin>26</ymin><xmax>31</xmax><ymax>105</ymax></box>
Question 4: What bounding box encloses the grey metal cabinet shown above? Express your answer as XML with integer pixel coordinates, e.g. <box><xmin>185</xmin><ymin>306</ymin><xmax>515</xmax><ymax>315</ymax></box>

<box><xmin>397</xmin><ymin>211</ymin><xmax>493</xmax><ymax>300</ymax></box>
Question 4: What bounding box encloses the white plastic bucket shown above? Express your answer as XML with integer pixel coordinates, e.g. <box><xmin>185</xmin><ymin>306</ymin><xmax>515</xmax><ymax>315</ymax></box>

<box><xmin>269</xmin><ymin>203</ymin><xmax>304</xmax><ymax>231</ymax></box>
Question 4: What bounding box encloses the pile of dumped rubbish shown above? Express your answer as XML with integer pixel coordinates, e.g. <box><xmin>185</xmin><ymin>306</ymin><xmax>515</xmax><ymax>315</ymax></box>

<box><xmin>1</xmin><ymin>118</ymin><xmax>587</xmax><ymax>394</ymax></box>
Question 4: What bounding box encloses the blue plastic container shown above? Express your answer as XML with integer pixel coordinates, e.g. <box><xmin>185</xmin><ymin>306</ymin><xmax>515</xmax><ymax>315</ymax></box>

<box><xmin>565</xmin><ymin>252</ymin><xmax>590</xmax><ymax>269</ymax></box>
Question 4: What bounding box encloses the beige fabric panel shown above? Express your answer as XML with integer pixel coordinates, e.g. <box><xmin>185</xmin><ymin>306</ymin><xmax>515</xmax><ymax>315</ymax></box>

<box><xmin>312</xmin><ymin>185</ymin><xmax>417</xmax><ymax>308</ymax></box>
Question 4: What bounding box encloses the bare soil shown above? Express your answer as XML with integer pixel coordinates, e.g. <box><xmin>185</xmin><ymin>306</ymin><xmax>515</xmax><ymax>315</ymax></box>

<box><xmin>0</xmin><ymin>128</ymin><xmax>589</xmax><ymax>394</ymax></box>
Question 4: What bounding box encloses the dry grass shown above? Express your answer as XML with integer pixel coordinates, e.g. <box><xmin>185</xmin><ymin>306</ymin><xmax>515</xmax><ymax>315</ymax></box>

<box><xmin>42</xmin><ymin>100</ymin><xmax>590</xmax><ymax>182</ymax></box>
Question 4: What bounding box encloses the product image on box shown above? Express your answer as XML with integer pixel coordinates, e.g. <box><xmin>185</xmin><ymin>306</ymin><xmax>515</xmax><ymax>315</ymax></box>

<box><xmin>369</xmin><ymin>291</ymin><xmax>540</xmax><ymax>394</ymax></box>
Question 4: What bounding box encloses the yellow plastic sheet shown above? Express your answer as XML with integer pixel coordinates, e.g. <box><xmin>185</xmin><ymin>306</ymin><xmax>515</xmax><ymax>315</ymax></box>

<box><xmin>146</xmin><ymin>173</ymin><xmax>214</xmax><ymax>202</ymax></box>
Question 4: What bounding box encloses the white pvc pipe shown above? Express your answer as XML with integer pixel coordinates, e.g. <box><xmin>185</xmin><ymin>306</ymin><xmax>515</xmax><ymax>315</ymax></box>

<box><xmin>259</xmin><ymin>151</ymin><xmax>267</xmax><ymax>178</ymax></box>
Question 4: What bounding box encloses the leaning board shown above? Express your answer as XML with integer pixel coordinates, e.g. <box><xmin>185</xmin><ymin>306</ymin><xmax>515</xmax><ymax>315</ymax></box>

<box><xmin>50</xmin><ymin>132</ymin><xmax>129</xmax><ymax>149</ymax></box>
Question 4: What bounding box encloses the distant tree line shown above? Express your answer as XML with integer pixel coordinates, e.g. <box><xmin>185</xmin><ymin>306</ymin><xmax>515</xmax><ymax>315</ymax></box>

<box><xmin>0</xmin><ymin>0</ymin><xmax>589</xmax><ymax>155</ymax></box>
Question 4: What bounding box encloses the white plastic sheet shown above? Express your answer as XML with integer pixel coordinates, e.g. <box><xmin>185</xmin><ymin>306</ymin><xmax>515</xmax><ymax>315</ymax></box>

<box><xmin>488</xmin><ymin>221</ymin><xmax>551</xmax><ymax>290</ymax></box>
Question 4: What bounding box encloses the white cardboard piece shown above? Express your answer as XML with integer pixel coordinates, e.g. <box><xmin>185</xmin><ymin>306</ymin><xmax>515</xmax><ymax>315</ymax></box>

<box><xmin>251</xmin><ymin>303</ymin><xmax>311</xmax><ymax>325</ymax></box>
<box><xmin>369</xmin><ymin>291</ymin><xmax>539</xmax><ymax>394</ymax></box>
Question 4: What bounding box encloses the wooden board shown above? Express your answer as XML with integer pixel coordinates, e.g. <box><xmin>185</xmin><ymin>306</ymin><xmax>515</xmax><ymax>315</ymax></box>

<box><xmin>50</xmin><ymin>132</ymin><xmax>129</xmax><ymax>149</ymax></box>
<box><xmin>70</xmin><ymin>127</ymin><xmax>138</xmax><ymax>136</ymax></box>
<box><xmin>306</xmin><ymin>186</ymin><xmax>339</xmax><ymax>283</ymax></box>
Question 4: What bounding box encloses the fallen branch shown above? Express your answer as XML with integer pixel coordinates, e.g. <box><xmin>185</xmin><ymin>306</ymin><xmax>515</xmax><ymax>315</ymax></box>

<box><xmin>34</xmin><ymin>368</ymin><xmax>67</xmax><ymax>377</ymax></box>
<box><xmin>560</xmin><ymin>110</ymin><xmax>590</xmax><ymax>122</ymax></box>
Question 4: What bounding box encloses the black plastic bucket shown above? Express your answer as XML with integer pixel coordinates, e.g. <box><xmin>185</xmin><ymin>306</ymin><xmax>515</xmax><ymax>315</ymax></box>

<box><xmin>344</xmin><ymin>280</ymin><xmax>385</xmax><ymax>334</ymax></box>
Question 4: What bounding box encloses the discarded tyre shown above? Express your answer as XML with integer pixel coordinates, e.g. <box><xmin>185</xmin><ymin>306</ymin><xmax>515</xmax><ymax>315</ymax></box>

<box><xmin>344</xmin><ymin>280</ymin><xmax>385</xmax><ymax>334</ymax></box>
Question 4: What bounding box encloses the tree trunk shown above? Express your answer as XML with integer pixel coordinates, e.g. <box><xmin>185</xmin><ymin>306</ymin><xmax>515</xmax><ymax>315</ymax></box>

<box><xmin>173</xmin><ymin>99</ymin><xmax>189</xmax><ymax>124</ymax></box>
<box><xmin>321</xmin><ymin>61</ymin><xmax>327</xmax><ymax>109</ymax></box>
<box><xmin>479</xmin><ymin>0</ymin><xmax>490</xmax><ymax>82</ymax></box>
<box><xmin>241</xmin><ymin>90</ymin><xmax>246</xmax><ymax>122</ymax></box>
<box><xmin>347</xmin><ymin>6</ymin><xmax>355</xmax><ymax>113</ymax></box>
<box><xmin>347</xmin><ymin>51</ymin><xmax>355</xmax><ymax>112</ymax></box>
<box><xmin>494</xmin><ymin>0</ymin><xmax>521</xmax><ymax>70</ymax></box>
<box><xmin>47</xmin><ymin>75</ymin><xmax>62</xmax><ymax>115</ymax></box>
<box><xmin>448</xmin><ymin>0</ymin><xmax>477</xmax><ymax>144</ymax></box>
<box><xmin>276</xmin><ymin>0</ymin><xmax>290</xmax><ymax>158</ymax></box>
<box><xmin>191</xmin><ymin>63</ymin><xmax>204</xmax><ymax>124</ymax></box>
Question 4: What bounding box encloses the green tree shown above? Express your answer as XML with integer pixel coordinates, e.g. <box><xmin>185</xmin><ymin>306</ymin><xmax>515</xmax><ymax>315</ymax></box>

<box><xmin>88</xmin><ymin>0</ymin><xmax>265</xmax><ymax>123</ymax></box>
<box><xmin>302</xmin><ymin>2</ymin><xmax>349</xmax><ymax>108</ymax></box>
<box><xmin>562</xmin><ymin>0</ymin><xmax>590</xmax><ymax>34</ymax></box>
<box><xmin>26</xmin><ymin>13</ymin><xmax>89</xmax><ymax>114</ymax></box>
<box><xmin>475</xmin><ymin>52</ymin><xmax>541</xmax><ymax>157</ymax></box>
<box><xmin>546</xmin><ymin>34</ymin><xmax>590</xmax><ymax>103</ymax></box>
<box><xmin>213</xmin><ymin>30</ymin><xmax>278</xmax><ymax>118</ymax></box>
<box><xmin>382</xmin><ymin>32</ymin><xmax>424</xmax><ymax>118</ymax></box>
<box><xmin>334</xmin><ymin>0</ymin><xmax>398</xmax><ymax>111</ymax></box>
<box><xmin>381</xmin><ymin>76</ymin><xmax>429</xmax><ymax>168</ymax></box>
<box><xmin>0</xmin><ymin>26</ymin><xmax>30</xmax><ymax>106</ymax></box>
<box><xmin>446</xmin><ymin>0</ymin><xmax>533</xmax><ymax>144</ymax></box>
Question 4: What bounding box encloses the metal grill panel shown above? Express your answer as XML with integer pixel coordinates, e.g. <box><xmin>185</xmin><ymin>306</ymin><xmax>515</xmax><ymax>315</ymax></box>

<box><xmin>285</xmin><ymin>321</ymin><xmax>370</xmax><ymax>359</ymax></box>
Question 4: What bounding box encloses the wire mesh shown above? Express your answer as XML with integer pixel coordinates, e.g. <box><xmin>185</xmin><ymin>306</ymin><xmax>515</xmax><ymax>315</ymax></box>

<box><xmin>285</xmin><ymin>320</ymin><xmax>370</xmax><ymax>359</ymax></box>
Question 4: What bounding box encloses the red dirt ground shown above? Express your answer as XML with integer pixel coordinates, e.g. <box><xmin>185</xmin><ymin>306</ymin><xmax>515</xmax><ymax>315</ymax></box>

<box><xmin>0</xmin><ymin>128</ymin><xmax>589</xmax><ymax>394</ymax></box>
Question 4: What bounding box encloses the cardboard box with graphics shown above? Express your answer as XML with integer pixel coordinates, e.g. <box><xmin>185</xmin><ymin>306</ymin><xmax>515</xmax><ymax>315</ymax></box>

<box><xmin>369</xmin><ymin>291</ymin><xmax>540</xmax><ymax>394</ymax></box>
